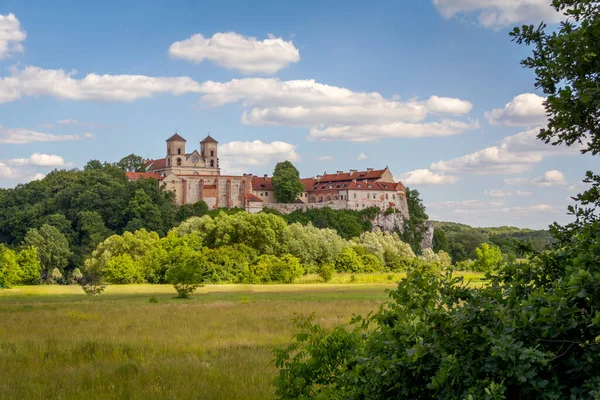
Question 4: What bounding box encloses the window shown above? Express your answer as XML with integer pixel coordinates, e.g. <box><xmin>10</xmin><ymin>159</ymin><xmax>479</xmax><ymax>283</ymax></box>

<box><xmin>210</xmin><ymin>160</ymin><xmax>214</xmax><ymax>167</ymax></box>
<box><xmin>386</xmin><ymin>193</ymin><xmax>388</xmax><ymax>199</ymax></box>
<box><xmin>177</xmin><ymin>158</ymin><xmax>182</xmax><ymax>166</ymax></box>
<box><xmin>177</xmin><ymin>148</ymin><xmax>181</xmax><ymax>155</ymax></box>
<box><xmin>393</xmin><ymin>194</ymin><xmax>396</xmax><ymax>200</ymax></box>
<box><xmin>211</xmin><ymin>150</ymin><xmax>214</xmax><ymax>156</ymax></box>
<box><xmin>353</xmin><ymin>193</ymin><xmax>356</xmax><ymax>199</ymax></box>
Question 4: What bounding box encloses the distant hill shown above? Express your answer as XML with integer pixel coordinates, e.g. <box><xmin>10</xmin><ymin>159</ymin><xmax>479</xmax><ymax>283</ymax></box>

<box><xmin>432</xmin><ymin>221</ymin><xmax>553</xmax><ymax>262</ymax></box>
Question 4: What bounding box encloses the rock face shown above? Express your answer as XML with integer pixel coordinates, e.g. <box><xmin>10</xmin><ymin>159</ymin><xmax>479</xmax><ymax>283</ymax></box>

<box><xmin>371</xmin><ymin>212</ymin><xmax>434</xmax><ymax>250</ymax></box>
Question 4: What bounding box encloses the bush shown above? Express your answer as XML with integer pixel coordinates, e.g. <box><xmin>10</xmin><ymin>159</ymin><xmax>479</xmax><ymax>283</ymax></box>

<box><xmin>243</xmin><ymin>254</ymin><xmax>304</xmax><ymax>284</ymax></box>
<box><xmin>335</xmin><ymin>247</ymin><xmax>364</xmax><ymax>273</ymax></box>
<box><xmin>0</xmin><ymin>245</ymin><xmax>21</xmax><ymax>289</ymax></box>
<box><xmin>360</xmin><ymin>253</ymin><xmax>384</xmax><ymax>272</ymax></box>
<box><xmin>49</xmin><ymin>268</ymin><xmax>64</xmax><ymax>284</ymax></box>
<box><xmin>472</xmin><ymin>243</ymin><xmax>503</xmax><ymax>272</ymax></box>
<box><xmin>164</xmin><ymin>244</ymin><xmax>207</xmax><ymax>298</ymax></box>
<box><xmin>70</xmin><ymin>267</ymin><xmax>83</xmax><ymax>284</ymax></box>
<box><xmin>285</xmin><ymin>223</ymin><xmax>348</xmax><ymax>268</ymax></box>
<box><xmin>103</xmin><ymin>254</ymin><xmax>144</xmax><ymax>284</ymax></box>
<box><xmin>317</xmin><ymin>264</ymin><xmax>335</xmax><ymax>282</ymax></box>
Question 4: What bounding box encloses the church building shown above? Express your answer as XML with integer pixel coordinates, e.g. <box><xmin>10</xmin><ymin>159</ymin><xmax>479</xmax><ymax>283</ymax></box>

<box><xmin>127</xmin><ymin>133</ymin><xmax>409</xmax><ymax>217</ymax></box>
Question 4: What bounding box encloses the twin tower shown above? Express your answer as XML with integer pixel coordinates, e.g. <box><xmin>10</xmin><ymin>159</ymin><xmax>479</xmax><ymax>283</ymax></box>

<box><xmin>161</xmin><ymin>133</ymin><xmax>220</xmax><ymax>176</ymax></box>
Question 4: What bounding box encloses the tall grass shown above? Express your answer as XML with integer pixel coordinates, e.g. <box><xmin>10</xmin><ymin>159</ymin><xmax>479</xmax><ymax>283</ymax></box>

<box><xmin>0</xmin><ymin>284</ymin><xmax>390</xmax><ymax>399</ymax></box>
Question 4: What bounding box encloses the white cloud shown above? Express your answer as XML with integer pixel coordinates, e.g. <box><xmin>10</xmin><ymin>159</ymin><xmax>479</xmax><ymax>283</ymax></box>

<box><xmin>484</xmin><ymin>189</ymin><xmax>511</xmax><ymax>197</ymax></box>
<box><xmin>400</xmin><ymin>169</ymin><xmax>458</xmax><ymax>185</ymax></box>
<box><xmin>25</xmin><ymin>173</ymin><xmax>46</xmax><ymax>182</ymax></box>
<box><xmin>505</xmin><ymin>169</ymin><xmax>566</xmax><ymax>186</ymax></box>
<box><xmin>357</xmin><ymin>152</ymin><xmax>368</xmax><ymax>160</ymax></box>
<box><xmin>169</xmin><ymin>32</ymin><xmax>300</xmax><ymax>74</ymax></box>
<box><xmin>430</xmin><ymin>127</ymin><xmax>579</xmax><ymax>175</ymax></box>
<box><xmin>426</xmin><ymin>96</ymin><xmax>473</xmax><ymax>115</ymax></box>
<box><xmin>315</xmin><ymin>155</ymin><xmax>333</xmax><ymax>162</ymax></box>
<box><xmin>0</xmin><ymin>161</ymin><xmax>17</xmax><ymax>178</ymax></box>
<box><xmin>0</xmin><ymin>13</ymin><xmax>26</xmax><ymax>59</ymax></box>
<box><xmin>308</xmin><ymin>119</ymin><xmax>479</xmax><ymax>142</ymax></box>
<box><xmin>517</xmin><ymin>190</ymin><xmax>533</xmax><ymax>196</ymax></box>
<box><xmin>218</xmin><ymin>140</ymin><xmax>300</xmax><ymax>174</ymax></box>
<box><xmin>0</xmin><ymin>65</ymin><xmax>203</xmax><ymax>103</ymax></box>
<box><xmin>433</xmin><ymin>0</ymin><xmax>564</xmax><ymax>28</ymax></box>
<box><xmin>9</xmin><ymin>153</ymin><xmax>71</xmax><ymax>167</ymax></box>
<box><xmin>485</xmin><ymin>93</ymin><xmax>547</xmax><ymax>126</ymax></box>
<box><xmin>0</xmin><ymin>125</ymin><xmax>94</xmax><ymax>144</ymax></box>
<box><xmin>57</xmin><ymin>118</ymin><xmax>80</xmax><ymax>125</ymax></box>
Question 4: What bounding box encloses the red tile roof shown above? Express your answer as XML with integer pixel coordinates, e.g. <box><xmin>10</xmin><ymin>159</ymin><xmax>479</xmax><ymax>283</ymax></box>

<box><xmin>146</xmin><ymin>158</ymin><xmax>166</xmax><ymax>171</ymax></box>
<box><xmin>311</xmin><ymin>180</ymin><xmax>399</xmax><ymax>192</ymax></box>
<box><xmin>125</xmin><ymin>172</ymin><xmax>162</xmax><ymax>181</ymax></box>
<box><xmin>318</xmin><ymin>169</ymin><xmax>386</xmax><ymax>183</ymax></box>
<box><xmin>166</xmin><ymin>133</ymin><xmax>186</xmax><ymax>142</ymax></box>
<box><xmin>245</xmin><ymin>193</ymin><xmax>263</xmax><ymax>202</ymax></box>
<box><xmin>251</xmin><ymin>176</ymin><xmax>273</xmax><ymax>190</ymax></box>
<box><xmin>300</xmin><ymin>178</ymin><xmax>317</xmax><ymax>192</ymax></box>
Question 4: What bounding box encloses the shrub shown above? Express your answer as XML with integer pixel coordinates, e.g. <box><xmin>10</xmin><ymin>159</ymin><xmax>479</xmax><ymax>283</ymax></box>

<box><xmin>243</xmin><ymin>254</ymin><xmax>304</xmax><ymax>284</ymax></box>
<box><xmin>285</xmin><ymin>223</ymin><xmax>348</xmax><ymax>268</ymax></box>
<box><xmin>472</xmin><ymin>243</ymin><xmax>503</xmax><ymax>272</ymax></box>
<box><xmin>70</xmin><ymin>267</ymin><xmax>83</xmax><ymax>284</ymax></box>
<box><xmin>318</xmin><ymin>264</ymin><xmax>335</xmax><ymax>282</ymax></box>
<box><xmin>103</xmin><ymin>254</ymin><xmax>144</xmax><ymax>284</ymax></box>
<box><xmin>360</xmin><ymin>253</ymin><xmax>384</xmax><ymax>272</ymax></box>
<box><xmin>49</xmin><ymin>267</ymin><xmax>64</xmax><ymax>284</ymax></box>
<box><xmin>0</xmin><ymin>245</ymin><xmax>21</xmax><ymax>289</ymax></box>
<box><xmin>335</xmin><ymin>247</ymin><xmax>364</xmax><ymax>273</ymax></box>
<box><xmin>164</xmin><ymin>245</ymin><xmax>207</xmax><ymax>298</ymax></box>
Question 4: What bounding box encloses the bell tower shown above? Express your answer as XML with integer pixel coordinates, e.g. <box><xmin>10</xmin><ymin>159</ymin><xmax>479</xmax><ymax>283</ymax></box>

<box><xmin>200</xmin><ymin>135</ymin><xmax>219</xmax><ymax>170</ymax></box>
<box><xmin>166</xmin><ymin>133</ymin><xmax>186</xmax><ymax>170</ymax></box>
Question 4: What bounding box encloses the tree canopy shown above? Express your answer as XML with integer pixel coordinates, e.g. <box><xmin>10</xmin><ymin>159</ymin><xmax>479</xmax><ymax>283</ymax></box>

<box><xmin>271</xmin><ymin>161</ymin><xmax>304</xmax><ymax>203</ymax></box>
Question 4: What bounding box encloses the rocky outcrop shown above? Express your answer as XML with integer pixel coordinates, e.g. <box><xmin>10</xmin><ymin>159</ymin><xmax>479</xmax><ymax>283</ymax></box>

<box><xmin>371</xmin><ymin>212</ymin><xmax>434</xmax><ymax>250</ymax></box>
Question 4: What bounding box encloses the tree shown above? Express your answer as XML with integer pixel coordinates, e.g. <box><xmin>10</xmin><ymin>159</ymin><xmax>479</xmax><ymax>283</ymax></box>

<box><xmin>164</xmin><ymin>244</ymin><xmax>207</xmax><ymax>298</ymax></box>
<box><xmin>116</xmin><ymin>154</ymin><xmax>147</xmax><ymax>172</ymax></box>
<box><xmin>399</xmin><ymin>188</ymin><xmax>429</xmax><ymax>254</ymax></box>
<box><xmin>17</xmin><ymin>246</ymin><xmax>41</xmax><ymax>285</ymax></box>
<box><xmin>0</xmin><ymin>245</ymin><xmax>21</xmax><ymax>288</ymax></box>
<box><xmin>23</xmin><ymin>224</ymin><xmax>71</xmax><ymax>281</ymax></box>
<box><xmin>472</xmin><ymin>242</ymin><xmax>503</xmax><ymax>272</ymax></box>
<box><xmin>271</xmin><ymin>161</ymin><xmax>304</xmax><ymax>203</ymax></box>
<box><xmin>510</xmin><ymin>1</ymin><xmax>600</xmax><ymax>154</ymax></box>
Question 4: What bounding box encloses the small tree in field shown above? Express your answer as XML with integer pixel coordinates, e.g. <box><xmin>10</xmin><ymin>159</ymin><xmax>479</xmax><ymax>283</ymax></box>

<box><xmin>271</xmin><ymin>161</ymin><xmax>304</xmax><ymax>203</ymax></box>
<box><xmin>165</xmin><ymin>245</ymin><xmax>207</xmax><ymax>298</ymax></box>
<box><xmin>472</xmin><ymin>242</ymin><xmax>503</xmax><ymax>272</ymax></box>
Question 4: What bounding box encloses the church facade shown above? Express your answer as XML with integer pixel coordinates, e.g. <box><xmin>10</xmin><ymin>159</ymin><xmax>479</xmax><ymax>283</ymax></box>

<box><xmin>127</xmin><ymin>133</ymin><xmax>409</xmax><ymax>217</ymax></box>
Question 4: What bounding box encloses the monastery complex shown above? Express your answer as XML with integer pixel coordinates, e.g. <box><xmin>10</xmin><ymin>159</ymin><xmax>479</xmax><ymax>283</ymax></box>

<box><xmin>126</xmin><ymin>133</ymin><xmax>410</xmax><ymax>218</ymax></box>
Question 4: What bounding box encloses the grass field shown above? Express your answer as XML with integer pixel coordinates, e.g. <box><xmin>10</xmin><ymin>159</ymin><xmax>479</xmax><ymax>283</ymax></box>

<box><xmin>0</xmin><ymin>272</ymin><xmax>485</xmax><ymax>399</ymax></box>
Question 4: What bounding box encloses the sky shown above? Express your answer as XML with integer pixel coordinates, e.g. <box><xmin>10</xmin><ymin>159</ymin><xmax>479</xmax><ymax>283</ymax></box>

<box><xmin>0</xmin><ymin>0</ymin><xmax>597</xmax><ymax>229</ymax></box>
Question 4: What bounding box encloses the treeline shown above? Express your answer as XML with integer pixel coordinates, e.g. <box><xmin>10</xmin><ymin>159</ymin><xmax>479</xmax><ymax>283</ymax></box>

<box><xmin>80</xmin><ymin>211</ymin><xmax>459</xmax><ymax>297</ymax></box>
<box><xmin>432</xmin><ymin>220</ymin><xmax>552</xmax><ymax>262</ymax></box>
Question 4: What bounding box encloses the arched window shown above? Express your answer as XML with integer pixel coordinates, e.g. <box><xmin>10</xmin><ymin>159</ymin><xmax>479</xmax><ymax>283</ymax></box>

<box><xmin>177</xmin><ymin>148</ymin><xmax>181</xmax><ymax>155</ymax></box>
<box><xmin>210</xmin><ymin>160</ymin><xmax>214</xmax><ymax>167</ymax></box>
<box><xmin>177</xmin><ymin>158</ymin><xmax>182</xmax><ymax>166</ymax></box>
<box><xmin>210</xmin><ymin>150</ymin><xmax>214</xmax><ymax>156</ymax></box>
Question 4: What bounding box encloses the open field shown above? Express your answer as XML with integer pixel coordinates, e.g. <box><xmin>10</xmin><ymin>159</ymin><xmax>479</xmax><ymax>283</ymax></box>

<box><xmin>0</xmin><ymin>273</ymin><xmax>484</xmax><ymax>399</ymax></box>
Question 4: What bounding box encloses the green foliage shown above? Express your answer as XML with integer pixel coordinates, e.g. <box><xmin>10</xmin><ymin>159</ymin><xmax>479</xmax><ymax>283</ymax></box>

<box><xmin>242</xmin><ymin>254</ymin><xmax>304</xmax><ymax>284</ymax></box>
<box><xmin>164</xmin><ymin>243</ymin><xmax>208</xmax><ymax>298</ymax></box>
<box><xmin>284</xmin><ymin>207</ymin><xmax>376</xmax><ymax>239</ymax></box>
<box><xmin>70</xmin><ymin>267</ymin><xmax>83</xmax><ymax>283</ymax></box>
<box><xmin>24</xmin><ymin>224</ymin><xmax>71</xmax><ymax>281</ymax></box>
<box><xmin>317</xmin><ymin>264</ymin><xmax>335</xmax><ymax>282</ymax></box>
<box><xmin>271</xmin><ymin>161</ymin><xmax>304</xmax><ymax>203</ymax></box>
<box><xmin>0</xmin><ymin>245</ymin><xmax>21</xmax><ymax>288</ymax></box>
<box><xmin>103</xmin><ymin>254</ymin><xmax>144</xmax><ymax>284</ymax></box>
<box><xmin>49</xmin><ymin>268</ymin><xmax>64</xmax><ymax>284</ymax></box>
<box><xmin>176</xmin><ymin>201</ymin><xmax>209</xmax><ymax>222</ymax></box>
<box><xmin>354</xmin><ymin>230</ymin><xmax>416</xmax><ymax>270</ymax></box>
<box><xmin>510</xmin><ymin>1</ymin><xmax>600</xmax><ymax>154</ymax></box>
<box><xmin>399</xmin><ymin>188</ymin><xmax>428</xmax><ymax>254</ymax></box>
<box><xmin>115</xmin><ymin>154</ymin><xmax>147</xmax><ymax>172</ymax></box>
<box><xmin>16</xmin><ymin>246</ymin><xmax>41</xmax><ymax>285</ymax></box>
<box><xmin>472</xmin><ymin>243</ymin><xmax>503</xmax><ymax>273</ymax></box>
<box><xmin>334</xmin><ymin>247</ymin><xmax>364</xmax><ymax>273</ymax></box>
<box><xmin>284</xmin><ymin>223</ymin><xmax>347</xmax><ymax>267</ymax></box>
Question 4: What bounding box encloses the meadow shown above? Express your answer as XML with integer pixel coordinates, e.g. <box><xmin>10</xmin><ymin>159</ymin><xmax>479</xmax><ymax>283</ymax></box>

<box><xmin>0</xmin><ymin>272</ymin><xmax>484</xmax><ymax>399</ymax></box>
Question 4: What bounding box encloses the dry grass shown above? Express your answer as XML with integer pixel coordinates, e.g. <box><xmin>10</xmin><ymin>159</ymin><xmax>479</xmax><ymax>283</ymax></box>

<box><xmin>0</xmin><ymin>283</ymin><xmax>394</xmax><ymax>399</ymax></box>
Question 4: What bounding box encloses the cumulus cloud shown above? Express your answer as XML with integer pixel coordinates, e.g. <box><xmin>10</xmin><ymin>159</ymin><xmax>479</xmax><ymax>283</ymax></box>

<box><xmin>484</xmin><ymin>189</ymin><xmax>511</xmax><ymax>197</ymax></box>
<box><xmin>0</xmin><ymin>13</ymin><xmax>26</xmax><ymax>59</ymax></box>
<box><xmin>0</xmin><ymin>125</ymin><xmax>94</xmax><ymax>144</ymax></box>
<box><xmin>357</xmin><ymin>152</ymin><xmax>368</xmax><ymax>160</ymax></box>
<box><xmin>433</xmin><ymin>0</ymin><xmax>563</xmax><ymax>28</ymax></box>
<box><xmin>218</xmin><ymin>140</ymin><xmax>300</xmax><ymax>174</ymax></box>
<box><xmin>0</xmin><ymin>65</ymin><xmax>203</xmax><ymax>103</ymax></box>
<box><xmin>430</xmin><ymin>127</ymin><xmax>579</xmax><ymax>175</ymax></box>
<box><xmin>505</xmin><ymin>170</ymin><xmax>566</xmax><ymax>186</ymax></box>
<box><xmin>169</xmin><ymin>32</ymin><xmax>300</xmax><ymax>74</ymax></box>
<box><xmin>400</xmin><ymin>169</ymin><xmax>458</xmax><ymax>185</ymax></box>
<box><xmin>9</xmin><ymin>153</ymin><xmax>71</xmax><ymax>167</ymax></box>
<box><xmin>485</xmin><ymin>93</ymin><xmax>547</xmax><ymax>126</ymax></box>
<box><xmin>517</xmin><ymin>190</ymin><xmax>533</xmax><ymax>196</ymax></box>
<box><xmin>426</xmin><ymin>96</ymin><xmax>473</xmax><ymax>115</ymax></box>
<box><xmin>309</xmin><ymin>119</ymin><xmax>479</xmax><ymax>141</ymax></box>
<box><xmin>0</xmin><ymin>161</ymin><xmax>17</xmax><ymax>178</ymax></box>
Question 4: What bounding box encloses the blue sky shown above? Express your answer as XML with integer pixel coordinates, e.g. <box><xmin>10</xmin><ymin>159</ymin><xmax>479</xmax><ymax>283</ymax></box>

<box><xmin>0</xmin><ymin>0</ymin><xmax>596</xmax><ymax>228</ymax></box>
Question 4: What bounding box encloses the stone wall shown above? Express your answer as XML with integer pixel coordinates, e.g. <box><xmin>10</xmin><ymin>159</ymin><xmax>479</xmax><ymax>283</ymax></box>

<box><xmin>246</xmin><ymin>200</ymin><xmax>348</xmax><ymax>214</ymax></box>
